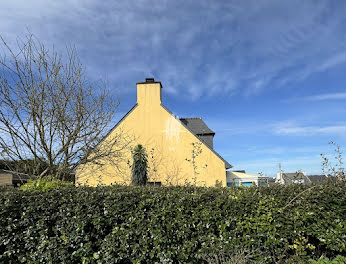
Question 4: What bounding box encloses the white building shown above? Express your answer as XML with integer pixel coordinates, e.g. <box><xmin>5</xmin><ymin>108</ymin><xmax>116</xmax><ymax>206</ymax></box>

<box><xmin>275</xmin><ymin>170</ymin><xmax>310</xmax><ymax>185</ymax></box>
<box><xmin>226</xmin><ymin>171</ymin><xmax>269</xmax><ymax>187</ymax></box>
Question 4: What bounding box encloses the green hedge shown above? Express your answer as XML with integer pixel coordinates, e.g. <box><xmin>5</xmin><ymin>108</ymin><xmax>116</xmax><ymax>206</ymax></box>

<box><xmin>0</xmin><ymin>185</ymin><xmax>345</xmax><ymax>263</ymax></box>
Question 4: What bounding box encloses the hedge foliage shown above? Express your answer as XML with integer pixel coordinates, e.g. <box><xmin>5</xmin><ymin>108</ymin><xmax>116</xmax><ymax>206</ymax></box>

<box><xmin>0</xmin><ymin>185</ymin><xmax>345</xmax><ymax>263</ymax></box>
<box><xmin>20</xmin><ymin>179</ymin><xmax>73</xmax><ymax>192</ymax></box>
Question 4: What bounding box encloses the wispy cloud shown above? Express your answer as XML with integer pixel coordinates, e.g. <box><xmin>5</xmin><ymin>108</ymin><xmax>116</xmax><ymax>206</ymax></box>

<box><xmin>1</xmin><ymin>1</ymin><xmax>346</xmax><ymax>99</ymax></box>
<box><xmin>274</xmin><ymin>123</ymin><xmax>346</xmax><ymax>136</ymax></box>
<box><xmin>209</xmin><ymin>118</ymin><xmax>346</xmax><ymax>137</ymax></box>
<box><xmin>317</xmin><ymin>51</ymin><xmax>346</xmax><ymax>72</ymax></box>
<box><xmin>247</xmin><ymin>145</ymin><xmax>329</xmax><ymax>155</ymax></box>
<box><xmin>287</xmin><ymin>92</ymin><xmax>346</xmax><ymax>102</ymax></box>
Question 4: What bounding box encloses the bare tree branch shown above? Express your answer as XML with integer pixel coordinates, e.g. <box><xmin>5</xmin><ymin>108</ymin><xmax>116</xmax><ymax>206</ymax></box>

<box><xmin>0</xmin><ymin>34</ymin><xmax>128</xmax><ymax>180</ymax></box>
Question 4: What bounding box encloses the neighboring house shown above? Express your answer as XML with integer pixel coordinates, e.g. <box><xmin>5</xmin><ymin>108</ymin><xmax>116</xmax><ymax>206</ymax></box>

<box><xmin>268</xmin><ymin>177</ymin><xmax>276</xmax><ymax>185</ymax></box>
<box><xmin>276</xmin><ymin>170</ymin><xmax>311</xmax><ymax>185</ymax></box>
<box><xmin>0</xmin><ymin>169</ymin><xmax>30</xmax><ymax>186</ymax></box>
<box><xmin>276</xmin><ymin>171</ymin><xmax>339</xmax><ymax>185</ymax></box>
<box><xmin>76</xmin><ymin>78</ymin><xmax>232</xmax><ymax>187</ymax></box>
<box><xmin>226</xmin><ymin>171</ymin><xmax>269</xmax><ymax>187</ymax></box>
<box><xmin>307</xmin><ymin>175</ymin><xmax>336</xmax><ymax>184</ymax></box>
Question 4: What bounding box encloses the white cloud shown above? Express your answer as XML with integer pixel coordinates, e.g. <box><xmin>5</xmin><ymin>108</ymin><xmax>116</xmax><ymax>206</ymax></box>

<box><xmin>317</xmin><ymin>51</ymin><xmax>346</xmax><ymax>72</ymax></box>
<box><xmin>1</xmin><ymin>1</ymin><xmax>346</xmax><ymax>98</ymax></box>
<box><xmin>298</xmin><ymin>92</ymin><xmax>346</xmax><ymax>101</ymax></box>
<box><xmin>274</xmin><ymin>123</ymin><xmax>346</xmax><ymax>136</ymax></box>
<box><xmin>248</xmin><ymin>145</ymin><xmax>329</xmax><ymax>155</ymax></box>
<box><xmin>208</xmin><ymin>118</ymin><xmax>346</xmax><ymax>138</ymax></box>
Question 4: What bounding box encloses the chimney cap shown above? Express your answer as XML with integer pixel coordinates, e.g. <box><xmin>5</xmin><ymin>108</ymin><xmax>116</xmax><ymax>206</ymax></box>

<box><xmin>137</xmin><ymin>78</ymin><xmax>162</xmax><ymax>88</ymax></box>
<box><xmin>145</xmin><ymin>78</ymin><xmax>155</xmax><ymax>83</ymax></box>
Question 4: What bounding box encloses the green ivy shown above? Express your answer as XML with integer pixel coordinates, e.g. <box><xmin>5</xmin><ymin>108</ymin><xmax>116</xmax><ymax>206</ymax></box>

<box><xmin>0</xmin><ymin>185</ymin><xmax>345</xmax><ymax>263</ymax></box>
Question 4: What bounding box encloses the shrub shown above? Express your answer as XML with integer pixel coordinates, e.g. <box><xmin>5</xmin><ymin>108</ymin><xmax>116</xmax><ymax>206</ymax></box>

<box><xmin>131</xmin><ymin>144</ymin><xmax>148</xmax><ymax>186</ymax></box>
<box><xmin>0</xmin><ymin>185</ymin><xmax>345</xmax><ymax>263</ymax></box>
<box><xmin>20</xmin><ymin>179</ymin><xmax>73</xmax><ymax>192</ymax></box>
<box><xmin>307</xmin><ymin>255</ymin><xmax>346</xmax><ymax>264</ymax></box>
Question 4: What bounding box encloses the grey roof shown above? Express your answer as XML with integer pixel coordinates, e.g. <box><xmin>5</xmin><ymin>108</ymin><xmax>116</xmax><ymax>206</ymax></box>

<box><xmin>232</xmin><ymin>170</ymin><xmax>246</xmax><ymax>173</ymax></box>
<box><xmin>307</xmin><ymin>175</ymin><xmax>336</xmax><ymax>184</ymax></box>
<box><xmin>307</xmin><ymin>175</ymin><xmax>327</xmax><ymax>184</ymax></box>
<box><xmin>282</xmin><ymin>172</ymin><xmax>311</xmax><ymax>185</ymax></box>
<box><xmin>180</xmin><ymin>118</ymin><xmax>215</xmax><ymax>135</ymax></box>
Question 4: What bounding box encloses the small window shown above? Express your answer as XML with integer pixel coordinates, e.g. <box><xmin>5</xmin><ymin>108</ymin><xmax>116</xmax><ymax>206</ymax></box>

<box><xmin>241</xmin><ymin>182</ymin><xmax>252</xmax><ymax>187</ymax></box>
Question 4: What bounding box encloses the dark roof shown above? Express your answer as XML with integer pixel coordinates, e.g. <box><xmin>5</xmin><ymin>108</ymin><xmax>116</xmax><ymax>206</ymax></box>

<box><xmin>232</xmin><ymin>170</ymin><xmax>246</xmax><ymax>173</ymax></box>
<box><xmin>307</xmin><ymin>175</ymin><xmax>336</xmax><ymax>184</ymax></box>
<box><xmin>282</xmin><ymin>172</ymin><xmax>311</xmax><ymax>185</ymax></box>
<box><xmin>0</xmin><ymin>170</ymin><xmax>30</xmax><ymax>181</ymax></box>
<box><xmin>179</xmin><ymin>118</ymin><xmax>215</xmax><ymax>135</ymax></box>
<box><xmin>307</xmin><ymin>175</ymin><xmax>326</xmax><ymax>184</ymax></box>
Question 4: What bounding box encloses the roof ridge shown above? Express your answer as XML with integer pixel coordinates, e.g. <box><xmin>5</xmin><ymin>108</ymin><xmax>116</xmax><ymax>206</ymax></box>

<box><xmin>179</xmin><ymin>117</ymin><xmax>202</xmax><ymax>120</ymax></box>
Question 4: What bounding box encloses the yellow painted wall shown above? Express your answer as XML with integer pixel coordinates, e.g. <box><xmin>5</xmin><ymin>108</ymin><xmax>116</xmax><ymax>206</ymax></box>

<box><xmin>76</xmin><ymin>81</ymin><xmax>228</xmax><ymax>187</ymax></box>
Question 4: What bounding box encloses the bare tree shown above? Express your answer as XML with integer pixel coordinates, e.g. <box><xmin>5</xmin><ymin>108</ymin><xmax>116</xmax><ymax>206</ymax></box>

<box><xmin>185</xmin><ymin>142</ymin><xmax>208</xmax><ymax>186</ymax></box>
<box><xmin>0</xmin><ymin>34</ymin><xmax>128</xmax><ymax>180</ymax></box>
<box><xmin>164</xmin><ymin>158</ymin><xmax>186</xmax><ymax>186</ymax></box>
<box><xmin>321</xmin><ymin>141</ymin><xmax>345</xmax><ymax>184</ymax></box>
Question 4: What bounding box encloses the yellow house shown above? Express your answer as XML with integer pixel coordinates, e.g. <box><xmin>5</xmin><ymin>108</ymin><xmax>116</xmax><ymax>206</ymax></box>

<box><xmin>76</xmin><ymin>78</ymin><xmax>231</xmax><ymax>187</ymax></box>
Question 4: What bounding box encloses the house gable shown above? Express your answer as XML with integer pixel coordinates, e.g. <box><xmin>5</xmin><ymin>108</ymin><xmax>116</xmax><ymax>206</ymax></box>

<box><xmin>76</xmin><ymin>78</ymin><xmax>231</xmax><ymax>186</ymax></box>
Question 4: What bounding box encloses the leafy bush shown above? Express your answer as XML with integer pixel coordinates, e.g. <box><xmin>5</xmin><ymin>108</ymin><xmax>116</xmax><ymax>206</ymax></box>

<box><xmin>0</xmin><ymin>185</ymin><xmax>345</xmax><ymax>263</ymax></box>
<box><xmin>307</xmin><ymin>255</ymin><xmax>346</xmax><ymax>264</ymax></box>
<box><xmin>20</xmin><ymin>179</ymin><xmax>73</xmax><ymax>192</ymax></box>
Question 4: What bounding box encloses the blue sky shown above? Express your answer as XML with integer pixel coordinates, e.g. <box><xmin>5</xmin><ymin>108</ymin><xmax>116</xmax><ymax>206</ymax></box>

<box><xmin>1</xmin><ymin>0</ymin><xmax>346</xmax><ymax>177</ymax></box>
